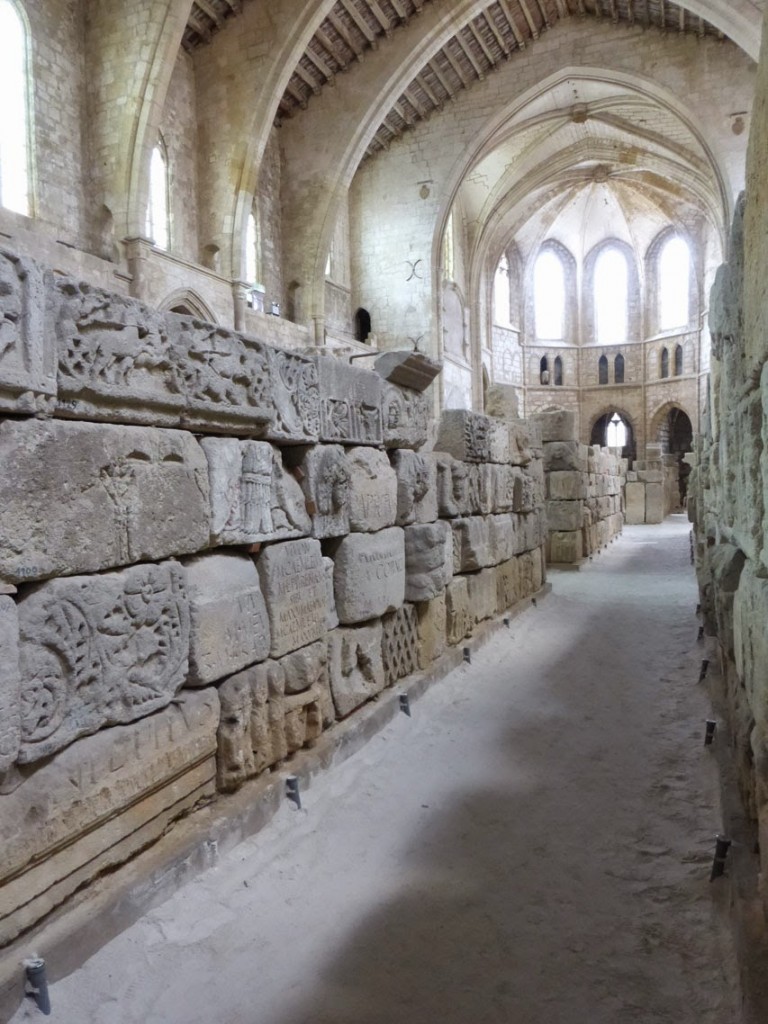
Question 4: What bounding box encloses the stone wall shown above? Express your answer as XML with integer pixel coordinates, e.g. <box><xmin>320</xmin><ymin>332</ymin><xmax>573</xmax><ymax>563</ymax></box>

<box><xmin>0</xmin><ymin>249</ymin><xmax>547</xmax><ymax>952</ymax></box>
<box><xmin>531</xmin><ymin>411</ymin><xmax>624</xmax><ymax>565</ymax></box>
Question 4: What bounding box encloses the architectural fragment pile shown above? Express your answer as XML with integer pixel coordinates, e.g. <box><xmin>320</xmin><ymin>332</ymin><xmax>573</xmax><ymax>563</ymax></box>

<box><xmin>0</xmin><ymin>249</ymin><xmax>546</xmax><ymax>952</ymax></box>
<box><xmin>532</xmin><ymin>411</ymin><xmax>625</xmax><ymax>565</ymax></box>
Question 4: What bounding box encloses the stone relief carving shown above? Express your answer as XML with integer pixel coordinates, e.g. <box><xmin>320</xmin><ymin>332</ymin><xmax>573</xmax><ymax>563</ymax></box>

<box><xmin>316</xmin><ymin>357</ymin><xmax>383</xmax><ymax>445</ymax></box>
<box><xmin>392</xmin><ymin>449</ymin><xmax>437</xmax><ymax>526</ymax></box>
<box><xmin>381</xmin><ymin>604</ymin><xmax>419</xmax><ymax>688</ymax></box>
<box><xmin>0</xmin><ymin>248</ymin><xmax>55</xmax><ymax>413</ymax></box>
<box><xmin>0</xmin><ymin>597</ymin><xmax>20</xmax><ymax>773</ymax></box>
<box><xmin>329</xmin><ymin>622</ymin><xmax>386</xmax><ymax>718</ymax></box>
<box><xmin>435</xmin><ymin>409</ymin><xmax>492</xmax><ymax>463</ymax></box>
<box><xmin>435</xmin><ymin>454</ymin><xmax>470</xmax><ymax>518</ymax></box>
<box><xmin>286</xmin><ymin>445</ymin><xmax>350</xmax><ymax>539</ymax></box>
<box><xmin>256</xmin><ymin>539</ymin><xmax>329</xmax><ymax>658</ymax></box>
<box><xmin>262</xmin><ymin>347</ymin><xmax>321</xmax><ymax>443</ymax></box>
<box><xmin>17</xmin><ymin>562</ymin><xmax>189</xmax><ymax>763</ymax></box>
<box><xmin>382</xmin><ymin>382</ymin><xmax>429</xmax><ymax>450</ymax></box>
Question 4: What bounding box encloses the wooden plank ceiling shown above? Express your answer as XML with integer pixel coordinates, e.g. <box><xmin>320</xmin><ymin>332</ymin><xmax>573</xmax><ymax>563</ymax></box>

<box><xmin>182</xmin><ymin>0</ymin><xmax>724</xmax><ymax>159</ymax></box>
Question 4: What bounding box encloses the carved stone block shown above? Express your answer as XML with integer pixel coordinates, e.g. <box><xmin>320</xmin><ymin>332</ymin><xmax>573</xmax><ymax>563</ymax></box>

<box><xmin>256</xmin><ymin>539</ymin><xmax>329</xmax><ymax>658</ymax></box>
<box><xmin>446</xmin><ymin>576</ymin><xmax>472</xmax><ymax>645</ymax></box>
<box><xmin>0</xmin><ymin>597</ymin><xmax>20</xmax><ymax>773</ymax></box>
<box><xmin>466</xmin><ymin>568</ymin><xmax>498</xmax><ymax>624</ymax></box>
<box><xmin>435</xmin><ymin>409</ymin><xmax>491</xmax><ymax>463</ymax></box>
<box><xmin>496</xmin><ymin>558</ymin><xmax>520</xmax><ymax>612</ymax></box>
<box><xmin>284</xmin><ymin>444</ymin><xmax>350</xmax><ymax>539</ymax></box>
<box><xmin>451</xmin><ymin>517</ymin><xmax>495</xmax><ymax>573</ymax></box>
<box><xmin>548</xmin><ymin>530</ymin><xmax>583</xmax><ymax>564</ymax></box>
<box><xmin>381</xmin><ymin>604</ymin><xmax>419</xmax><ymax>687</ymax></box>
<box><xmin>374</xmin><ymin>350</ymin><xmax>441</xmax><ymax>391</ymax></box>
<box><xmin>1</xmin><ymin>690</ymin><xmax>218</xmax><ymax>945</ymax></box>
<box><xmin>328</xmin><ymin>622</ymin><xmax>386</xmax><ymax>717</ymax></box>
<box><xmin>202</xmin><ymin>438</ymin><xmax>310</xmax><ymax>546</ymax></box>
<box><xmin>547</xmin><ymin>470</ymin><xmax>587</xmax><ymax>501</ymax></box>
<box><xmin>467</xmin><ymin>464</ymin><xmax>494</xmax><ymax>515</ymax></box>
<box><xmin>316</xmin><ymin>356</ymin><xmax>383</xmax><ymax>445</ymax></box>
<box><xmin>508</xmin><ymin>420</ymin><xmax>536</xmax><ymax>466</ymax></box>
<box><xmin>323</xmin><ymin>556</ymin><xmax>339</xmax><ymax>630</ymax></box>
<box><xmin>415</xmin><ymin>593</ymin><xmax>447</xmax><ymax>668</ymax></box>
<box><xmin>347</xmin><ymin>447</ymin><xmax>398</xmax><ymax>532</ymax></box>
<box><xmin>0</xmin><ymin>248</ymin><xmax>56</xmax><ymax>413</ymax></box>
<box><xmin>547</xmin><ymin>500</ymin><xmax>583</xmax><ymax>532</ymax></box>
<box><xmin>0</xmin><ymin>419</ymin><xmax>210</xmax><ymax>586</ymax></box>
<box><xmin>489</xmin><ymin>420</ymin><xmax>511</xmax><ymax>463</ymax></box>
<box><xmin>391</xmin><ymin>449</ymin><xmax>437</xmax><ymax>526</ymax></box>
<box><xmin>435</xmin><ymin>454</ymin><xmax>471</xmax><ymax>518</ymax></box>
<box><xmin>543</xmin><ymin>441</ymin><xmax>586</xmax><ymax>473</ymax></box>
<box><xmin>404</xmin><ymin>521</ymin><xmax>453</xmax><ymax>602</ymax></box>
<box><xmin>381</xmin><ymin>382</ymin><xmax>429</xmax><ymax>449</ymax></box>
<box><xmin>332</xmin><ymin>527</ymin><xmax>405</xmax><ymax>625</ymax></box>
<box><xmin>532</xmin><ymin>410</ymin><xmax>577</xmax><ymax>443</ymax></box>
<box><xmin>260</xmin><ymin>346</ymin><xmax>321</xmax><ymax>444</ymax></box>
<box><xmin>16</xmin><ymin>561</ymin><xmax>190</xmax><ymax>763</ymax></box>
<box><xmin>490</xmin><ymin>514</ymin><xmax>517</xmax><ymax>563</ymax></box>
<box><xmin>183</xmin><ymin>553</ymin><xmax>270</xmax><ymax>687</ymax></box>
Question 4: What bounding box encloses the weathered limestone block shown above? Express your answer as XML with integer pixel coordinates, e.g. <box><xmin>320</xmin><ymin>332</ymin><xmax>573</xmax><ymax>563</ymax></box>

<box><xmin>446</xmin><ymin>576</ymin><xmax>472</xmax><ymax>644</ymax></box>
<box><xmin>496</xmin><ymin>558</ymin><xmax>520</xmax><ymax>612</ymax></box>
<box><xmin>435</xmin><ymin>409</ymin><xmax>491</xmax><ymax>463</ymax></box>
<box><xmin>17</xmin><ymin>562</ymin><xmax>189</xmax><ymax>763</ymax></box>
<box><xmin>0</xmin><ymin>689</ymin><xmax>218</xmax><ymax>946</ymax></box>
<box><xmin>0</xmin><ymin>597</ymin><xmax>20</xmax><ymax>772</ymax></box>
<box><xmin>467</xmin><ymin>463</ymin><xmax>494</xmax><ymax>515</ymax></box>
<box><xmin>415</xmin><ymin>593</ymin><xmax>446</xmax><ymax>668</ymax></box>
<box><xmin>183</xmin><ymin>553</ymin><xmax>270</xmax><ymax>686</ymax></box>
<box><xmin>485</xmin><ymin>383</ymin><xmax>520</xmax><ymax>421</ymax></box>
<box><xmin>391</xmin><ymin>449</ymin><xmax>437</xmax><ymax>525</ymax></box>
<box><xmin>543</xmin><ymin>441</ymin><xmax>586</xmax><ymax>473</ymax></box>
<box><xmin>516</xmin><ymin>512</ymin><xmax>546</xmax><ymax>555</ymax></box>
<box><xmin>519</xmin><ymin>549</ymin><xmax>544</xmax><ymax>597</ymax></box>
<box><xmin>217</xmin><ymin>668</ymin><xmax>261</xmax><ymax>791</ymax></box>
<box><xmin>316</xmin><ymin>356</ymin><xmax>383</xmax><ymax>445</ymax></box>
<box><xmin>381</xmin><ymin>382</ymin><xmax>429</xmax><ymax>449</ymax></box>
<box><xmin>734</xmin><ymin>564</ymin><xmax>768</xmax><ymax>729</ymax></box>
<box><xmin>491</xmin><ymin>514</ymin><xmax>517</xmax><ymax>563</ymax></box>
<box><xmin>508</xmin><ymin>419</ymin><xmax>536</xmax><ymax>466</ymax></box>
<box><xmin>0</xmin><ymin>419</ymin><xmax>209</xmax><ymax>586</ymax></box>
<box><xmin>347</xmin><ymin>447</ymin><xmax>398</xmax><ymax>532</ymax></box>
<box><xmin>328</xmin><ymin>622</ymin><xmax>386</xmax><ymax>717</ymax></box>
<box><xmin>404</xmin><ymin>521</ymin><xmax>452</xmax><ymax>602</ymax></box>
<box><xmin>451</xmin><ymin>517</ymin><xmax>494</xmax><ymax>572</ymax></box>
<box><xmin>466</xmin><ymin>568</ymin><xmax>497</xmax><ymax>624</ymax></box>
<box><xmin>645</xmin><ymin>483</ymin><xmax>664</xmax><ymax>524</ymax></box>
<box><xmin>374</xmin><ymin>350</ymin><xmax>441</xmax><ymax>391</ymax></box>
<box><xmin>202</xmin><ymin>438</ymin><xmax>310</xmax><ymax>546</ymax></box>
<box><xmin>284</xmin><ymin>444</ymin><xmax>350</xmax><ymax>539</ymax></box>
<box><xmin>489</xmin><ymin>419</ymin><xmax>511</xmax><ymax>463</ymax></box>
<box><xmin>533</xmin><ymin>410</ymin><xmax>577</xmax><ymax>443</ymax></box>
<box><xmin>0</xmin><ymin>248</ymin><xmax>56</xmax><ymax>413</ymax></box>
<box><xmin>548</xmin><ymin>530</ymin><xmax>583</xmax><ymax>564</ymax></box>
<box><xmin>637</xmin><ymin>469</ymin><xmax>662</xmax><ymax>483</ymax></box>
<box><xmin>547</xmin><ymin>500</ymin><xmax>583</xmax><ymax>532</ymax></box>
<box><xmin>435</xmin><ymin>454</ymin><xmax>471</xmax><ymax>517</ymax></box>
<box><xmin>625</xmin><ymin>481</ymin><xmax>646</xmax><ymax>525</ymax></box>
<box><xmin>547</xmin><ymin>470</ymin><xmax>587</xmax><ymax>501</ymax></box>
<box><xmin>332</xmin><ymin>528</ymin><xmax>405</xmax><ymax>624</ymax></box>
<box><xmin>256</xmin><ymin>539</ymin><xmax>329</xmax><ymax>658</ymax></box>
<box><xmin>382</xmin><ymin>604</ymin><xmax>419</xmax><ymax>687</ymax></box>
<box><xmin>260</xmin><ymin>346</ymin><xmax>321</xmax><ymax>444</ymax></box>
<box><xmin>323</xmin><ymin>556</ymin><xmax>339</xmax><ymax>630</ymax></box>
<box><xmin>492</xmin><ymin>465</ymin><xmax>520</xmax><ymax>513</ymax></box>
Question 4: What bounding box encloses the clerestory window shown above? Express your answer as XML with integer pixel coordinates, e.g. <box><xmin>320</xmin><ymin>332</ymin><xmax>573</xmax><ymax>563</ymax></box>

<box><xmin>0</xmin><ymin>0</ymin><xmax>31</xmax><ymax>215</ymax></box>
<box><xmin>658</xmin><ymin>236</ymin><xmax>690</xmax><ymax>330</ymax></box>
<box><xmin>147</xmin><ymin>138</ymin><xmax>169</xmax><ymax>250</ymax></box>
<box><xmin>534</xmin><ymin>249</ymin><xmax>565</xmax><ymax>341</ymax></box>
<box><xmin>594</xmin><ymin>247</ymin><xmax>628</xmax><ymax>345</ymax></box>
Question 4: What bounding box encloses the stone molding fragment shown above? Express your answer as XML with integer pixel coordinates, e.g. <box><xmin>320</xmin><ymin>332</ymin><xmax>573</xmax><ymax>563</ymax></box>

<box><xmin>382</xmin><ymin>604</ymin><xmax>419</xmax><ymax>687</ymax></box>
<box><xmin>347</xmin><ymin>447</ymin><xmax>398</xmax><ymax>532</ymax></box>
<box><xmin>446</xmin><ymin>576</ymin><xmax>472</xmax><ymax>645</ymax></box>
<box><xmin>435</xmin><ymin>409</ymin><xmax>491</xmax><ymax>463</ymax></box>
<box><xmin>391</xmin><ymin>449</ymin><xmax>437</xmax><ymax>526</ymax></box>
<box><xmin>451</xmin><ymin>517</ymin><xmax>494</xmax><ymax>573</ymax></box>
<box><xmin>1</xmin><ymin>689</ymin><xmax>218</xmax><ymax>946</ymax></box>
<box><xmin>202</xmin><ymin>437</ymin><xmax>310</xmax><ymax>546</ymax></box>
<box><xmin>404</xmin><ymin>521</ymin><xmax>453</xmax><ymax>601</ymax></box>
<box><xmin>284</xmin><ymin>444</ymin><xmax>350</xmax><ymax>539</ymax></box>
<box><xmin>373</xmin><ymin>350</ymin><xmax>442</xmax><ymax>391</ymax></box>
<box><xmin>0</xmin><ymin>248</ymin><xmax>56</xmax><ymax>413</ymax></box>
<box><xmin>315</xmin><ymin>356</ymin><xmax>383</xmax><ymax>445</ymax></box>
<box><xmin>381</xmin><ymin>382</ymin><xmax>429</xmax><ymax>449</ymax></box>
<box><xmin>0</xmin><ymin>419</ymin><xmax>210</xmax><ymax>586</ymax></box>
<box><xmin>17</xmin><ymin>562</ymin><xmax>190</xmax><ymax>763</ymax></box>
<box><xmin>0</xmin><ymin>596</ymin><xmax>20</xmax><ymax>772</ymax></box>
<box><xmin>329</xmin><ymin>622</ymin><xmax>386</xmax><ymax>717</ymax></box>
<box><xmin>415</xmin><ymin>593</ymin><xmax>446</xmax><ymax>668</ymax></box>
<box><xmin>183</xmin><ymin>553</ymin><xmax>270</xmax><ymax>687</ymax></box>
<box><xmin>256</xmin><ymin>539</ymin><xmax>329</xmax><ymax>658</ymax></box>
<box><xmin>332</xmin><ymin>527</ymin><xmax>405</xmax><ymax>625</ymax></box>
<box><xmin>435</xmin><ymin>454</ymin><xmax>470</xmax><ymax>517</ymax></box>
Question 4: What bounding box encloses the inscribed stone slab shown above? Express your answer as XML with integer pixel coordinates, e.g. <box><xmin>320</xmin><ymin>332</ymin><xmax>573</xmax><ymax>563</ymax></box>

<box><xmin>0</xmin><ymin>419</ymin><xmax>210</xmax><ymax>585</ymax></box>
<box><xmin>332</xmin><ymin>527</ymin><xmax>405</xmax><ymax>625</ymax></box>
<box><xmin>183</xmin><ymin>553</ymin><xmax>270</xmax><ymax>686</ymax></box>
<box><xmin>256</xmin><ymin>539</ymin><xmax>328</xmax><ymax>658</ymax></box>
<box><xmin>347</xmin><ymin>447</ymin><xmax>397</xmax><ymax>532</ymax></box>
<box><xmin>17</xmin><ymin>561</ymin><xmax>190</xmax><ymax>763</ymax></box>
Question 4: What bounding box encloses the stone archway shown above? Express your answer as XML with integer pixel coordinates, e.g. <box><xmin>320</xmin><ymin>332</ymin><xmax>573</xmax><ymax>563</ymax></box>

<box><xmin>590</xmin><ymin>408</ymin><xmax>636</xmax><ymax>462</ymax></box>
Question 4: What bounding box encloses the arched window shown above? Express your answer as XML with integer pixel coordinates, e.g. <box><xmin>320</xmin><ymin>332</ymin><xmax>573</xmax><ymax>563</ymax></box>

<box><xmin>606</xmin><ymin>412</ymin><xmax>628</xmax><ymax>449</ymax></box>
<box><xmin>539</xmin><ymin>356</ymin><xmax>549</xmax><ymax>385</ymax></box>
<box><xmin>355</xmin><ymin>307</ymin><xmax>371</xmax><ymax>343</ymax></box>
<box><xmin>0</xmin><ymin>0</ymin><xmax>31</xmax><ymax>215</ymax></box>
<box><xmin>147</xmin><ymin>139</ymin><xmax>169</xmax><ymax>250</ymax></box>
<box><xmin>660</xmin><ymin>347</ymin><xmax>669</xmax><ymax>378</ymax></box>
<box><xmin>674</xmin><ymin>344</ymin><xmax>683</xmax><ymax>376</ymax></box>
<box><xmin>534</xmin><ymin>249</ymin><xmax>565</xmax><ymax>341</ymax></box>
<box><xmin>598</xmin><ymin>354</ymin><xmax>608</xmax><ymax>385</ymax></box>
<box><xmin>594</xmin><ymin>248</ymin><xmax>628</xmax><ymax>345</ymax></box>
<box><xmin>614</xmin><ymin>353</ymin><xmax>625</xmax><ymax>384</ymax></box>
<box><xmin>443</xmin><ymin>211</ymin><xmax>455</xmax><ymax>281</ymax></box>
<box><xmin>659</xmin><ymin>236</ymin><xmax>690</xmax><ymax>330</ymax></box>
<box><xmin>245</xmin><ymin>208</ymin><xmax>261</xmax><ymax>285</ymax></box>
<box><xmin>554</xmin><ymin>355</ymin><xmax>563</xmax><ymax>386</ymax></box>
<box><xmin>494</xmin><ymin>253</ymin><xmax>511</xmax><ymax>326</ymax></box>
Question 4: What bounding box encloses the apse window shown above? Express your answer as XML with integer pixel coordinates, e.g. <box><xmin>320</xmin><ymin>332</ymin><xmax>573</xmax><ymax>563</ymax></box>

<box><xmin>0</xmin><ymin>0</ymin><xmax>31</xmax><ymax>215</ymax></box>
<box><xmin>245</xmin><ymin>208</ymin><xmax>261</xmax><ymax>285</ymax></box>
<box><xmin>494</xmin><ymin>253</ymin><xmax>511</xmax><ymax>326</ymax></box>
<box><xmin>659</xmin><ymin>236</ymin><xmax>690</xmax><ymax>330</ymax></box>
<box><xmin>146</xmin><ymin>139</ymin><xmax>169</xmax><ymax>250</ymax></box>
<box><xmin>606</xmin><ymin>412</ymin><xmax>627</xmax><ymax>448</ymax></box>
<box><xmin>594</xmin><ymin>247</ymin><xmax>628</xmax><ymax>345</ymax></box>
<box><xmin>534</xmin><ymin>249</ymin><xmax>565</xmax><ymax>341</ymax></box>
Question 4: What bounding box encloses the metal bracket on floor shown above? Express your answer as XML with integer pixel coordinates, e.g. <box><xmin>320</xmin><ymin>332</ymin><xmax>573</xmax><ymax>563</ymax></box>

<box><xmin>697</xmin><ymin>626</ymin><xmax>704</xmax><ymax>641</ymax></box>
<box><xmin>462</xmin><ymin>647</ymin><xmax>471</xmax><ymax>664</ymax></box>
<box><xmin>698</xmin><ymin>659</ymin><xmax>710</xmax><ymax>683</ymax></box>
<box><xmin>399</xmin><ymin>693</ymin><xmax>411</xmax><ymax>717</ymax></box>
<box><xmin>23</xmin><ymin>957</ymin><xmax>51</xmax><ymax>1016</ymax></box>
<box><xmin>704</xmin><ymin>720</ymin><xmax>717</xmax><ymax>746</ymax></box>
<box><xmin>710</xmin><ymin>835</ymin><xmax>731</xmax><ymax>880</ymax></box>
<box><xmin>286</xmin><ymin>775</ymin><xmax>302</xmax><ymax>810</ymax></box>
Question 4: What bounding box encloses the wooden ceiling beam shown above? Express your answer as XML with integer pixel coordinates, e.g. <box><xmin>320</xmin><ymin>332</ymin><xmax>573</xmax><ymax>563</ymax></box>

<box><xmin>328</xmin><ymin>11</ymin><xmax>365</xmax><ymax>60</ymax></box>
<box><xmin>304</xmin><ymin>44</ymin><xmax>334</xmax><ymax>81</ymax></box>
<box><xmin>443</xmin><ymin>44</ymin><xmax>471</xmax><ymax>87</ymax></box>
<box><xmin>518</xmin><ymin>0</ymin><xmax>540</xmax><ymax>38</ymax></box>
<box><xmin>427</xmin><ymin>57</ymin><xmax>457</xmax><ymax>98</ymax></box>
<box><xmin>365</xmin><ymin>0</ymin><xmax>393</xmax><ymax>35</ymax></box>
<box><xmin>294</xmin><ymin>62</ymin><xmax>322</xmax><ymax>94</ymax></box>
<box><xmin>415</xmin><ymin>71</ymin><xmax>442</xmax><ymax>106</ymax></box>
<box><xmin>534</xmin><ymin>0</ymin><xmax>552</xmax><ymax>29</ymax></box>
<box><xmin>468</xmin><ymin>19</ymin><xmax>497</xmax><ymax>65</ymax></box>
<box><xmin>497</xmin><ymin>0</ymin><xmax>527</xmax><ymax>47</ymax></box>
<box><xmin>193</xmin><ymin>0</ymin><xmax>221</xmax><ymax>26</ymax></box>
<box><xmin>339</xmin><ymin>0</ymin><xmax>378</xmax><ymax>46</ymax></box>
<box><xmin>484</xmin><ymin>9</ymin><xmax>511</xmax><ymax>55</ymax></box>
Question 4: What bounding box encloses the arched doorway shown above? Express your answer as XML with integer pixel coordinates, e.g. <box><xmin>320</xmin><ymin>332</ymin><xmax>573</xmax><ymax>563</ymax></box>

<box><xmin>355</xmin><ymin>307</ymin><xmax>372</xmax><ymax>343</ymax></box>
<box><xmin>590</xmin><ymin>410</ymin><xmax>636</xmax><ymax>462</ymax></box>
<box><xmin>658</xmin><ymin>406</ymin><xmax>693</xmax><ymax>506</ymax></box>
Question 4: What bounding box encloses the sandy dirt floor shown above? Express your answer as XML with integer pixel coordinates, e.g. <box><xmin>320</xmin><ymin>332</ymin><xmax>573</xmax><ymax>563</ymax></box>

<box><xmin>9</xmin><ymin>518</ymin><xmax>744</xmax><ymax>1023</ymax></box>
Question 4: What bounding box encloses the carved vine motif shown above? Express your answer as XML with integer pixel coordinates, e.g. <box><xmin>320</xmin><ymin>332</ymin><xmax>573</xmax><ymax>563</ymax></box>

<box><xmin>18</xmin><ymin>563</ymin><xmax>189</xmax><ymax>762</ymax></box>
<box><xmin>465</xmin><ymin>413</ymin><xmax>491</xmax><ymax>461</ymax></box>
<box><xmin>322</xmin><ymin>397</ymin><xmax>383</xmax><ymax>444</ymax></box>
<box><xmin>266</xmin><ymin>349</ymin><xmax>320</xmax><ymax>439</ymax></box>
<box><xmin>0</xmin><ymin>252</ymin><xmax>23</xmax><ymax>364</ymax></box>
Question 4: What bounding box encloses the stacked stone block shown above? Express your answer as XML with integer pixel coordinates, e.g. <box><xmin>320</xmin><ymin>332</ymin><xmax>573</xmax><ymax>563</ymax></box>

<box><xmin>0</xmin><ymin>249</ymin><xmax>547</xmax><ymax>950</ymax></box>
<box><xmin>625</xmin><ymin>443</ymin><xmax>665</xmax><ymax>524</ymax></box>
<box><xmin>533</xmin><ymin>411</ymin><xmax>624</xmax><ymax>564</ymax></box>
